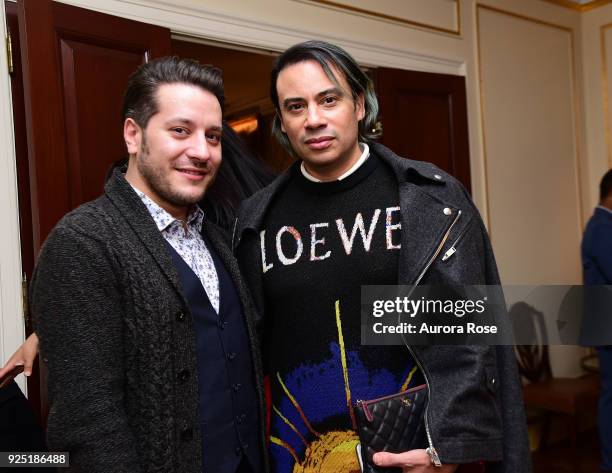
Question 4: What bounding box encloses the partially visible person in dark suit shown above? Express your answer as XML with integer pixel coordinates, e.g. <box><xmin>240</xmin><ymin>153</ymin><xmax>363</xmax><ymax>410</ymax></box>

<box><xmin>581</xmin><ymin>168</ymin><xmax>612</xmax><ymax>473</ymax></box>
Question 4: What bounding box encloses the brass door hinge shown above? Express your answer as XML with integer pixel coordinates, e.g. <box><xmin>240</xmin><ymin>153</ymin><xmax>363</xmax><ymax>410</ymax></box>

<box><xmin>22</xmin><ymin>273</ymin><xmax>30</xmax><ymax>326</ymax></box>
<box><xmin>6</xmin><ymin>29</ymin><xmax>13</xmax><ymax>75</ymax></box>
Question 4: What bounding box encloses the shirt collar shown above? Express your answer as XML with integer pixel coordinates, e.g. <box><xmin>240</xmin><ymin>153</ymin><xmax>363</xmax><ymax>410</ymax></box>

<box><xmin>597</xmin><ymin>205</ymin><xmax>612</xmax><ymax>216</ymax></box>
<box><xmin>130</xmin><ymin>184</ymin><xmax>204</xmax><ymax>233</ymax></box>
<box><xmin>300</xmin><ymin>142</ymin><xmax>369</xmax><ymax>183</ymax></box>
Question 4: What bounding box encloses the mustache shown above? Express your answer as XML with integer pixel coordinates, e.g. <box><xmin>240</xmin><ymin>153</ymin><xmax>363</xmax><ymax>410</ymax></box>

<box><xmin>192</xmin><ymin>159</ymin><xmax>213</xmax><ymax>172</ymax></box>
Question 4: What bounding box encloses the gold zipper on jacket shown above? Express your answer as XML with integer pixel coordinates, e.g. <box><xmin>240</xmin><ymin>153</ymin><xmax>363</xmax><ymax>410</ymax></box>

<box><xmin>400</xmin><ymin>209</ymin><xmax>462</xmax><ymax>467</ymax></box>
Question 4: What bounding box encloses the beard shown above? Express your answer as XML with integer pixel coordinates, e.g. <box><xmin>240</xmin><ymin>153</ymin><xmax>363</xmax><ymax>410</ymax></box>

<box><xmin>136</xmin><ymin>135</ymin><xmax>213</xmax><ymax>208</ymax></box>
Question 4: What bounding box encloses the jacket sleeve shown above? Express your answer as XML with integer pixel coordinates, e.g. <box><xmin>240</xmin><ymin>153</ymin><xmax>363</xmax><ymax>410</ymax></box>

<box><xmin>478</xmin><ymin>218</ymin><xmax>532</xmax><ymax>473</ymax></box>
<box><xmin>588</xmin><ymin>224</ymin><xmax>612</xmax><ymax>282</ymax></box>
<box><xmin>31</xmin><ymin>225</ymin><xmax>142</xmax><ymax>473</ymax></box>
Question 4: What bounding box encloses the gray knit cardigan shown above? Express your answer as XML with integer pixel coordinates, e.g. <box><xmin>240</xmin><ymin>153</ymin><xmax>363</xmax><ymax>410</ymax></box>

<box><xmin>31</xmin><ymin>169</ymin><xmax>268</xmax><ymax>473</ymax></box>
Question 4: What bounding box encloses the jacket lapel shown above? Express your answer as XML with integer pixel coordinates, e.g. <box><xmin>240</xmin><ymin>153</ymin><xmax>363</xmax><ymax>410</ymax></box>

<box><xmin>233</xmin><ymin>164</ymin><xmax>294</xmax><ymax>249</ymax></box>
<box><xmin>397</xmin><ymin>182</ymin><xmax>459</xmax><ymax>284</ymax></box>
<box><xmin>104</xmin><ymin>169</ymin><xmax>184</xmax><ymax>297</ymax></box>
<box><xmin>371</xmin><ymin>143</ymin><xmax>464</xmax><ymax>284</ymax></box>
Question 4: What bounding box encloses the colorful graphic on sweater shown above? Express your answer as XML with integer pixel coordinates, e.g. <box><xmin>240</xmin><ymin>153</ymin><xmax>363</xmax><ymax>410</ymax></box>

<box><xmin>269</xmin><ymin>301</ymin><xmax>420</xmax><ymax>472</ymax></box>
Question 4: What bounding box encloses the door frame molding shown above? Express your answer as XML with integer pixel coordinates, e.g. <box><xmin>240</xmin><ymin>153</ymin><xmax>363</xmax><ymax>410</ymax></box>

<box><xmin>0</xmin><ymin>2</ymin><xmax>26</xmax><ymax>392</ymax></box>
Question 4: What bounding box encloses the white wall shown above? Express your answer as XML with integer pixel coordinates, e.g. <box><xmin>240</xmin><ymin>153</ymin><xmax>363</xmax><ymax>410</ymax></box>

<box><xmin>2</xmin><ymin>0</ymin><xmax>607</xmax><ymax>380</ymax></box>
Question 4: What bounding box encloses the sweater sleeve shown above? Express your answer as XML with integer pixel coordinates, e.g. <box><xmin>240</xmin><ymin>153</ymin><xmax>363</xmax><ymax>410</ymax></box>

<box><xmin>31</xmin><ymin>224</ymin><xmax>142</xmax><ymax>473</ymax></box>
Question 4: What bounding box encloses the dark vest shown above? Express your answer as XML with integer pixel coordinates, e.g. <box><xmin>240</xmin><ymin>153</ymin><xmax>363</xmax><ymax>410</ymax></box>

<box><xmin>166</xmin><ymin>239</ymin><xmax>261</xmax><ymax>473</ymax></box>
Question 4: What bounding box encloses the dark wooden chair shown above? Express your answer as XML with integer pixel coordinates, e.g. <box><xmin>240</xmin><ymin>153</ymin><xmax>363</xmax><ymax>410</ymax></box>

<box><xmin>510</xmin><ymin>302</ymin><xmax>600</xmax><ymax>472</ymax></box>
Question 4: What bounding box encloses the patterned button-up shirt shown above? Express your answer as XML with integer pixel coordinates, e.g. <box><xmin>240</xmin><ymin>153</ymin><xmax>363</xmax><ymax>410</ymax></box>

<box><xmin>132</xmin><ymin>187</ymin><xmax>220</xmax><ymax>313</ymax></box>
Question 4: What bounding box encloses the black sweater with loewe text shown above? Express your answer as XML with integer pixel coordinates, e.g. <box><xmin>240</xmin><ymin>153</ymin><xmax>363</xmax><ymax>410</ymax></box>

<box><xmin>260</xmin><ymin>155</ymin><xmax>422</xmax><ymax>473</ymax></box>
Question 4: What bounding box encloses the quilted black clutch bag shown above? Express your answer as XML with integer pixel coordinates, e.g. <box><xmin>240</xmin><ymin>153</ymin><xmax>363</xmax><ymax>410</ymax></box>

<box><xmin>354</xmin><ymin>384</ymin><xmax>428</xmax><ymax>473</ymax></box>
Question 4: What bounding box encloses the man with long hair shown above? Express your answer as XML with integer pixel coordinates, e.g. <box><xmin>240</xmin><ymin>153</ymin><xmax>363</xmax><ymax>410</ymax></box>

<box><xmin>234</xmin><ymin>40</ymin><xmax>531</xmax><ymax>473</ymax></box>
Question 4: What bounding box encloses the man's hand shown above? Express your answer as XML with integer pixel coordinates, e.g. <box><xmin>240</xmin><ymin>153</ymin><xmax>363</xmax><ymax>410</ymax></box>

<box><xmin>0</xmin><ymin>332</ymin><xmax>39</xmax><ymax>379</ymax></box>
<box><xmin>373</xmin><ymin>449</ymin><xmax>458</xmax><ymax>473</ymax></box>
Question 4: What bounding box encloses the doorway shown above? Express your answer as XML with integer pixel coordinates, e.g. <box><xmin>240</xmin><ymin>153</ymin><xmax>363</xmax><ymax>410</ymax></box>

<box><xmin>7</xmin><ymin>0</ymin><xmax>472</xmax><ymax>422</ymax></box>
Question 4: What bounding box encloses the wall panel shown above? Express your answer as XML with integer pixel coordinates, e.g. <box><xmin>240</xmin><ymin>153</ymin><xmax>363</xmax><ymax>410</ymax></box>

<box><xmin>297</xmin><ymin>0</ymin><xmax>460</xmax><ymax>35</ymax></box>
<box><xmin>477</xmin><ymin>5</ymin><xmax>583</xmax><ymax>285</ymax></box>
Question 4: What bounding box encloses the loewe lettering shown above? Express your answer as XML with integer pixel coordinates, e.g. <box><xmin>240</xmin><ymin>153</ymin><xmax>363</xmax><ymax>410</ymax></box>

<box><xmin>261</xmin><ymin>207</ymin><xmax>401</xmax><ymax>273</ymax></box>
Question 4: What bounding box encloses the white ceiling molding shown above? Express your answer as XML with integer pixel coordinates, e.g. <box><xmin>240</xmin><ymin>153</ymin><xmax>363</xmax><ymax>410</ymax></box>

<box><xmin>58</xmin><ymin>0</ymin><xmax>465</xmax><ymax>76</ymax></box>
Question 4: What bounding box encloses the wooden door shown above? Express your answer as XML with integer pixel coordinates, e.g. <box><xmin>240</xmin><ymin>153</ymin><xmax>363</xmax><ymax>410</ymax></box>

<box><xmin>16</xmin><ymin>0</ymin><xmax>171</xmax><ymax>418</ymax></box>
<box><xmin>375</xmin><ymin>68</ymin><xmax>472</xmax><ymax>192</ymax></box>
<box><xmin>18</xmin><ymin>0</ymin><xmax>172</xmax><ymax>252</ymax></box>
